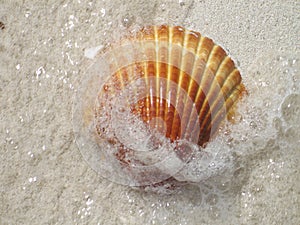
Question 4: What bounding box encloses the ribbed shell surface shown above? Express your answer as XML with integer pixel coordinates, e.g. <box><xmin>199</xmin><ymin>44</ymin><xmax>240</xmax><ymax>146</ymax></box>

<box><xmin>95</xmin><ymin>25</ymin><xmax>245</xmax><ymax>148</ymax></box>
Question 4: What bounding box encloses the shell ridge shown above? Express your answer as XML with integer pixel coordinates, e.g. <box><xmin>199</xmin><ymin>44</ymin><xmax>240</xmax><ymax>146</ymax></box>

<box><xmin>170</xmin><ymin>28</ymin><xmax>191</xmax><ymax>141</ymax></box>
<box><xmin>165</xmin><ymin>27</ymin><xmax>184</xmax><ymax>139</ymax></box>
<box><xmin>159</xmin><ymin>26</ymin><xmax>170</xmax><ymax>133</ymax></box>
<box><xmin>141</xmin><ymin>27</ymin><xmax>156</xmax><ymax>123</ymax></box>
<box><xmin>184</xmin><ymin>36</ymin><xmax>214</xmax><ymax>138</ymax></box>
<box><xmin>197</xmin><ymin>74</ymin><xmax>227</xmax><ymax>136</ymax></box>
<box><xmin>180</xmin><ymin>57</ymin><xmax>204</xmax><ymax>138</ymax></box>
<box><xmin>191</xmin><ymin>43</ymin><xmax>229</xmax><ymax>142</ymax></box>
<box><xmin>155</xmin><ymin>26</ymin><xmax>161</xmax><ymax>126</ymax></box>
<box><xmin>199</xmin><ymin>68</ymin><xmax>243</xmax><ymax>140</ymax></box>
<box><xmin>215</xmin><ymin>56</ymin><xmax>235</xmax><ymax>87</ymax></box>
<box><xmin>226</xmin><ymin>83</ymin><xmax>245</xmax><ymax>121</ymax></box>
<box><xmin>156</xmin><ymin>26</ymin><xmax>167</xmax><ymax>132</ymax></box>
<box><xmin>176</xmin><ymin>30</ymin><xmax>201</xmax><ymax>140</ymax></box>
<box><xmin>221</xmin><ymin>69</ymin><xmax>242</xmax><ymax>100</ymax></box>
<box><xmin>143</xmin><ymin>60</ymin><xmax>150</xmax><ymax>122</ymax></box>
<box><xmin>177</xmin><ymin>29</ymin><xmax>201</xmax><ymax>139</ymax></box>
<box><xmin>163</xmin><ymin>26</ymin><xmax>173</xmax><ymax>136</ymax></box>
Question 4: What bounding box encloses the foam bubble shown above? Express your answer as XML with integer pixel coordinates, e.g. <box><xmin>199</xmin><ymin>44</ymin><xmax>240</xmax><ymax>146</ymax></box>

<box><xmin>281</xmin><ymin>93</ymin><xmax>300</xmax><ymax>126</ymax></box>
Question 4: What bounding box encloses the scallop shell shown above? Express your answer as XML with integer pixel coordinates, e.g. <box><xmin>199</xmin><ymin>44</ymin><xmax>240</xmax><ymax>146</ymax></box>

<box><xmin>73</xmin><ymin>25</ymin><xmax>245</xmax><ymax>188</ymax></box>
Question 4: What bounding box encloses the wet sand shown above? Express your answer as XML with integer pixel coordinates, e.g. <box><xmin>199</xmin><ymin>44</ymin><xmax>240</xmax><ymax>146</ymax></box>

<box><xmin>0</xmin><ymin>1</ymin><xmax>299</xmax><ymax>224</ymax></box>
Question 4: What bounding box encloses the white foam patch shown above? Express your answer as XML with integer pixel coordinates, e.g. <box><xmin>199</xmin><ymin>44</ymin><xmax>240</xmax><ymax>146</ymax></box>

<box><xmin>84</xmin><ymin>45</ymin><xmax>104</xmax><ymax>59</ymax></box>
<box><xmin>175</xmin><ymin>148</ymin><xmax>232</xmax><ymax>182</ymax></box>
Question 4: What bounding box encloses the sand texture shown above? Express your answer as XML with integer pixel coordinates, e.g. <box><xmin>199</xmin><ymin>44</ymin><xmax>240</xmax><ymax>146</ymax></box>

<box><xmin>0</xmin><ymin>0</ymin><xmax>299</xmax><ymax>224</ymax></box>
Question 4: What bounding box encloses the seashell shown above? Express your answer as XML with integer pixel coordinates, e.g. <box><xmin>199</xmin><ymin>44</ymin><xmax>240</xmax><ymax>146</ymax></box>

<box><xmin>73</xmin><ymin>25</ymin><xmax>245</xmax><ymax>188</ymax></box>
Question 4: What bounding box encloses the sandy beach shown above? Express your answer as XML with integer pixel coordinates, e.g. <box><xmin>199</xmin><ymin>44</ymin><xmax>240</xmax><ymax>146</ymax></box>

<box><xmin>0</xmin><ymin>0</ymin><xmax>299</xmax><ymax>224</ymax></box>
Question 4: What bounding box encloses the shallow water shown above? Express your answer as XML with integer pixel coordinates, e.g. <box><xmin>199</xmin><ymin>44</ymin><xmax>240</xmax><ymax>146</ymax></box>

<box><xmin>0</xmin><ymin>1</ymin><xmax>299</xmax><ymax>224</ymax></box>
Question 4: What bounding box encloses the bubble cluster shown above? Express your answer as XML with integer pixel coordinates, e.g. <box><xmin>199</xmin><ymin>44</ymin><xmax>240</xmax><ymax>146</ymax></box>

<box><xmin>281</xmin><ymin>94</ymin><xmax>300</xmax><ymax>126</ymax></box>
